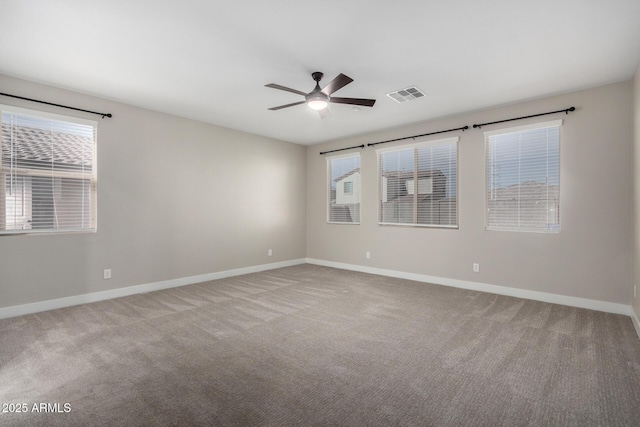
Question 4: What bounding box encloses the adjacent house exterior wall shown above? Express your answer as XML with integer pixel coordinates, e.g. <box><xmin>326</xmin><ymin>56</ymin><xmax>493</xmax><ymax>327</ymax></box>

<box><xmin>335</xmin><ymin>171</ymin><xmax>360</xmax><ymax>205</ymax></box>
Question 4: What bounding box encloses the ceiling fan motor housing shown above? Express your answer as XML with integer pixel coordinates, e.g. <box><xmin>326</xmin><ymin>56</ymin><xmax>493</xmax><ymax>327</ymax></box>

<box><xmin>307</xmin><ymin>72</ymin><xmax>329</xmax><ymax>108</ymax></box>
<box><xmin>306</xmin><ymin>90</ymin><xmax>329</xmax><ymax>103</ymax></box>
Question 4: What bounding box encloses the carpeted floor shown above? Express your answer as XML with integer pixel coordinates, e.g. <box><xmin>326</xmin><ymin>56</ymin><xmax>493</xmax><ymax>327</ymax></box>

<box><xmin>1</xmin><ymin>264</ymin><xmax>639</xmax><ymax>426</ymax></box>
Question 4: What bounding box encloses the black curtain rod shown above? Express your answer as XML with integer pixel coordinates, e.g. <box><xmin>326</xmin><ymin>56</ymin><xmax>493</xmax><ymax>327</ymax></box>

<box><xmin>367</xmin><ymin>125</ymin><xmax>469</xmax><ymax>147</ymax></box>
<box><xmin>319</xmin><ymin>145</ymin><xmax>365</xmax><ymax>155</ymax></box>
<box><xmin>472</xmin><ymin>106</ymin><xmax>575</xmax><ymax>129</ymax></box>
<box><xmin>0</xmin><ymin>92</ymin><xmax>112</xmax><ymax>118</ymax></box>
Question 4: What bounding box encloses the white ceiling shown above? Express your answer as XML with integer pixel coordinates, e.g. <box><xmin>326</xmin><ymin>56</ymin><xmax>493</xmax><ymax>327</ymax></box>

<box><xmin>1</xmin><ymin>0</ymin><xmax>639</xmax><ymax>145</ymax></box>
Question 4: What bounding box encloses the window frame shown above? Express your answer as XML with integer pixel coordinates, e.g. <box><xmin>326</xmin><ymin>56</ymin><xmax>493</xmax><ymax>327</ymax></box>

<box><xmin>376</xmin><ymin>136</ymin><xmax>459</xmax><ymax>229</ymax></box>
<box><xmin>0</xmin><ymin>104</ymin><xmax>98</xmax><ymax>236</ymax></box>
<box><xmin>484</xmin><ymin>119</ymin><xmax>561</xmax><ymax>233</ymax></box>
<box><xmin>326</xmin><ymin>152</ymin><xmax>361</xmax><ymax>225</ymax></box>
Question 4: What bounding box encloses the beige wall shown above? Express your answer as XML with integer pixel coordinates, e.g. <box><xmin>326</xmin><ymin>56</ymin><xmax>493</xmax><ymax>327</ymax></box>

<box><xmin>634</xmin><ymin>66</ymin><xmax>640</xmax><ymax>319</ymax></box>
<box><xmin>0</xmin><ymin>74</ymin><xmax>307</xmax><ymax>309</ymax></box>
<box><xmin>307</xmin><ymin>81</ymin><xmax>634</xmax><ymax>304</ymax></box>
<box><xmin>1</xmin><ymin>74</ymin><xmax>635</xmax><ymax>312</ymax></box>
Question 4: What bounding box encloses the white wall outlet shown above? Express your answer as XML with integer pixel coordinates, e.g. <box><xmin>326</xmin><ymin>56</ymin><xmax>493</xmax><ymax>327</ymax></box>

<box><xmin>103</xmin><ymin>269</ymin><xmax>112</xmax><ymax>279</ymax></box>
<box><xmin>268</xmin><ymin>249</ymin><xmax>273</xmax><ymax>257</ymax></box>
<box><xmin>366</xmin><ymin>251</ymin><xmax>371</xmax><ymax>259</ymax></box>
<box><xmin>473</xmin><ymin>263</ymin><xmax>480</xmax><ymax>273</ymax></box>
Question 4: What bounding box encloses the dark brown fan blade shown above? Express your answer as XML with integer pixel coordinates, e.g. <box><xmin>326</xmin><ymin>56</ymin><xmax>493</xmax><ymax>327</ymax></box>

<box><xmin>321</xmin><ymin>74</ymin><xmax>353</xmax><ymax>95</ymax></box>
<box><xmin>329</xmin><ymin>97</ymin><xmax>376</xmax><ymax>107</ymax></box>
<box><xmin>265</xmin><ymin>83</ymin><xmax>308</xmax><ymax>97</ymax></box>
<box><xmin>268</xmin><ymin>101</ymin><xmax>306</xmax><ymax>111</ymax></box>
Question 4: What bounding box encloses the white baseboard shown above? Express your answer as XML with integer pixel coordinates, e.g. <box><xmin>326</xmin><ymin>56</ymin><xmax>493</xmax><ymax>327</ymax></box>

<box><xmin>631</xmin><ymin>309</ymin><xmax>640</xmax><ymax>341</ymax></box>
<box><xmin>306</xmin><ymin>258</ymin><xmax>635</xmax><ymax>318</ymax></box>
<box><xmin>0</xmin><ymin>258</ymin><xmax>306</xmax><ymax>320</ymax></box>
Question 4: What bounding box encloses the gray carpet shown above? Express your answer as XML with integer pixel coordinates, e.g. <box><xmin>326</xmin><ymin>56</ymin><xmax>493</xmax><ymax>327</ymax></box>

<box><xmin>1</xmin><ymin>264</ymin><xmax>639</xmax><ymax>426</ymax></box>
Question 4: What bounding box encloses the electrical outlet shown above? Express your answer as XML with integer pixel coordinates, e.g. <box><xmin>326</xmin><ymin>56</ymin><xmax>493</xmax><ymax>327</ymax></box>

<box><xmin>103</xmin><ymin>269</ymin><xmax>112</xmax><ymax>279</ymax></box>
<box><xmin>473</xmin><ymin>263</ymin><xmax>480</xmax><ymax>273</ymax></box>
<box><xmin>268</xmin><ymin>249</ymin><xmax>272</xmax><ymax>257</ymax></box>
<box><xmin>366</xmin><ymin>251</ymin><xmax>371</xmax><ymax>259</ymax></box>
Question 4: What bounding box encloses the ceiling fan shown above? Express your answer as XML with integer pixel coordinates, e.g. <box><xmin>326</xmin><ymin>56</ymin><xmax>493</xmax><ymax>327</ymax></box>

<box><xmin>265</xmin><ymin>72</ymin><xmax>376</xmax><ymax>113</ymax></box>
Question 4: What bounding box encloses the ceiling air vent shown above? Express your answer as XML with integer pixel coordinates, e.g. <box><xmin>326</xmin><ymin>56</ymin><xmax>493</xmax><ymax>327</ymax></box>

<box><xmin>386</xmin><ymin>86</ymin><xmax>425</xmax><ymax>103</ymax></box>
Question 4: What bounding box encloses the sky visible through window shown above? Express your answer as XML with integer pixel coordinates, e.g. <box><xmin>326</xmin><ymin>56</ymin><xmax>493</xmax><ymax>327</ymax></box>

<box><xmin>328</xmin><ymin>130</ymin><xmax>558</xmax><ymax>199</ymax></box>
<box><xmin>487</xmin><ymin>126</ymin><xmax>560</xmax><ymax>192</ymax></box>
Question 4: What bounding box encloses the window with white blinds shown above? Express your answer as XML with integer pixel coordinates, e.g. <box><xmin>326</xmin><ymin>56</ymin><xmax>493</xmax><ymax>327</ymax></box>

<box><xmin>327</xmin><ymin>153</ymin><xmax>360</xmax><ymax>224</ymax></box>
<box><xmin>485</xmin><ymin>120</ymin><xmax>561</xmax><ymax>233</ymax></box>
<box><xmin>0</xmin><ymin>105</ymin><xmax>97</xmax><ymax>235</ymax></box>
<box><xmin>377</xmin><ymin>137</ymin><xmax>458</xmax><ymax>227</ymax></box>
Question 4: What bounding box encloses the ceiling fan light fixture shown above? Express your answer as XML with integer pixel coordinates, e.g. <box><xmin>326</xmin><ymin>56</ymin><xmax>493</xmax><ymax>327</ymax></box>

<box><xmin>306</xmin><ymin>90</ymin><xmax>329</xmax><ymax>110</ymax></box>
<box><xmin>307</xmin><ymin>99</ymin><xmax>328</xmax><ymax>110</ymax></box>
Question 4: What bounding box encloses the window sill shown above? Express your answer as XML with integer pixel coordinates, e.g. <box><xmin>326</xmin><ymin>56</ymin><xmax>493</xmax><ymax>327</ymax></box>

<box><xmin>0</xmin><ymin>229</ymin><xmax>97</xmax><ymax>237</ymax></box>
<box><xmin>377</xmin><ymin>222</ymin><xmax>458</xmax><ymax>229</ymax></box>
<box><xmin>327</xmin><ymin>221</ymin><xmax>360</xmax><ymax>225</ymax></box>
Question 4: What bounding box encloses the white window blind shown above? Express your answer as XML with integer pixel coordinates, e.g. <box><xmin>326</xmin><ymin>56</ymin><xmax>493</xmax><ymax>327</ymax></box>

<box><xmin>485</xmin><ymin>120</ymin><xmax>561</xmax><ymax>233</ymax></box>
<box><xmin>377</xmin><ymin>137</ymin><xmax>458</xmax><ymax>227</ymax></box>
<box><xmin>327</xmin><ymin>154</ymin><xmax>360</xmax><ymax>223</ymax></box>
<box><xmin>0</xmin><ymin>105</ymin><xmax>97</xmax><ymax>234</ymax></box>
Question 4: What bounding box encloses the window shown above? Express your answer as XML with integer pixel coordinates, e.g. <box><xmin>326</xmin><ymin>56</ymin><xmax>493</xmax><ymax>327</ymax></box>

<box><xmin>0</xmin><ymin>105</ymin><xmax>97</xmax><ymax>235</ymax></box>
<box><xmin>327</xmin><ymin>154</ymin><xmax>360</xmax><ymax>223</ymax></box>
<box><xmin>344</xmin><ymin>181</ymin><xmax>353</xmax><ymax>195</ymax></box>
<box><xmin>485</xmin><ymin>120</ymin><xmax>561</xmax><ymax>233</ymax></box>
<box><xmin>377</xmin><ymin>137</ymin><xmax>458</xmax><ymax>227</ymax></box>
